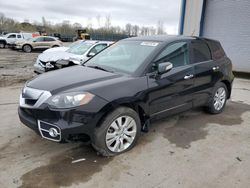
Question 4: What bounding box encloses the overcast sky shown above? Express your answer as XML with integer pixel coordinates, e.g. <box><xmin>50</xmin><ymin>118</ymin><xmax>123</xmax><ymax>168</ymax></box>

<box><xmin>0</xmin><ymin>0</ymin><xmax>181</xmax><ymax>34</ymax></box>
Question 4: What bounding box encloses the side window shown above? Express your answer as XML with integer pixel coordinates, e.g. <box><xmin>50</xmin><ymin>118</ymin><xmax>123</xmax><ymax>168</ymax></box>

<box><xmin>191</xmin><ymin>40</ymin><xmax>212</xmax><ymax>63</ymax></box>
<box><xmin>89</xmin><ymin>44</ymin><xmax>107</xmax><ymax>54</ymax></box>
<box><xmin>7</xmin><ymin>34</ymin><xmax>16</xmax><ymax>38</ymax></box>
<box><xmin>206</xmin><ymin>40</ymin><xmax>226</xmax><ymax>60</ymax></box>
<box><xmin>154</xmin><ymin>41</ymin><xmax>189</xmax><ymax>68</ymax></box>
<box><xmin>44</xmin><ymin>37</ymin><xmax>55</xmax><ymax>42</ymax></box>
<box><xmin>34</xmin><ymin>37</ymin><xmax>44</xmax><ymax>42</ymax></box>
<box><xmin>17</xmin><ymin>35</ymin><xmax>22</xmax><ymax>38</ymax></box>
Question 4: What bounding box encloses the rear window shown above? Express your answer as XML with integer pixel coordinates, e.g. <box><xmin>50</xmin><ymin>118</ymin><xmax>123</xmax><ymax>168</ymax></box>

<box><xmin>206</xmin><ymin>40</ymin><xmax>226</xmax><ymax>60</ymax></box>
<box><xmin>191</xmin><ymin>40</ymin><xmax>212</xmax><ymax>63</ymax></box>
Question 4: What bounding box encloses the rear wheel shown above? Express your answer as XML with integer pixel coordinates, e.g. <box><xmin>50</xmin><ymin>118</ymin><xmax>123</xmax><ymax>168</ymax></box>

<box><xmin>92</xmin><ymin>107</ymin><xmax>141</xmax><ymax>156</ymax></box>
<box><xmin>206</xmin><ymin>82</ymin><xmax>228</xmax><ymax>114</ymax></box>
<box><xmin>22</xmin><ymin>44</ymin><xmax>32</xmax><ymax>53</ymax></box>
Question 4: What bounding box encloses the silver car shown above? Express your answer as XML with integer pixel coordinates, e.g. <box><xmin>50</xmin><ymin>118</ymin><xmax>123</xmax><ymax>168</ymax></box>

<box><xmin>34</xmin><ymin>40</ymin><xmax>114</xmax><ymax>73</ymax></box>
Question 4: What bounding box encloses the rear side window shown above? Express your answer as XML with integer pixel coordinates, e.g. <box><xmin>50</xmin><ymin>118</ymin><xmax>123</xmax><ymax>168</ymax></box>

<box><xmin>17</xmin><ymin>35</ymin><xmax>22</xmax><ymax>38</ymax></box>
<box><xmin>206</xmin><ymin>40</ymin><xmax>226</xmax><ymax>60</ymax></box>
<box><xmin>154</xmin><ymin>41</ymin><xmax>189</xmax><ymax>68</ymax></box>
<box><xmin>191</xmin><ymin>40</ymin><xmax>211</xmax><ymax>63</ymax></box>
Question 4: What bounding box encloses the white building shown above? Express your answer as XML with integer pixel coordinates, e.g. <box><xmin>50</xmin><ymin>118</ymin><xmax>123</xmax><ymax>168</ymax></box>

<box><xmin>179</xmin><ymin>0</ymin><xmax>250</xmax><ymax>73</ymax></box>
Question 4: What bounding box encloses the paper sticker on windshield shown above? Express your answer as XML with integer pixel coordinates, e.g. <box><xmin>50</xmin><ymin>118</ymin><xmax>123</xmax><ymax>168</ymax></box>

<box><xmin>140</xmin><ymin>42</ymin><xmax>159</xmax><ymax>47</ymax></box>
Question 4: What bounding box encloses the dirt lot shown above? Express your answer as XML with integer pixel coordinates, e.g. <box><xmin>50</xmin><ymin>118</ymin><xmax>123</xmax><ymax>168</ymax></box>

<box><xmin>0</xmin><ymin>45</ymin><xmax>71</xmax><ymax>87</ymax></box>
<box><xmin>0</xmin><ymin>48</ymin><xmax>38</xmax><ymax>87</ymax></box>
<box><xmin>0</xmin><ymin>49</ymin><xmax>250</xmax><ymax>188</ymax></box>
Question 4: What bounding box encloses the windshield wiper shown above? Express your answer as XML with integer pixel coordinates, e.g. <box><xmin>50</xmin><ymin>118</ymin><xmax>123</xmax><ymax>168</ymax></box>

<box><xmin>87</xmin><ymin>65</ymin><xmax>113</xmax><ymax>73</ymax></box>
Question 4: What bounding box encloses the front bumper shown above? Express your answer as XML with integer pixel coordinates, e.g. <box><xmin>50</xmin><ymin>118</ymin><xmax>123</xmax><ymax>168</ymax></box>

<box><xmin>14</xmin><ymin>44</ymin><xmax>23</xmax><ymax>50</ymax></box>
<box><xmin>18</xmin><ymin>106</ymin><xmax>104</xmax><ymax>142</ymax></box>
<box><xmin>34</xmin><ymin>63</ymin><xmax>45</xmax><ymax>74</ymax></box>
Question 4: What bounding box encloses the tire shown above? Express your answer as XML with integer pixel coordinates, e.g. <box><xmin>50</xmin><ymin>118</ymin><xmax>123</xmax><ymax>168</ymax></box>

<box><xmin>206</xmin><ymin>82</ymin><xmax>228</xmax><ymax>114</ymax></box>
<box><xmin>0</xmin><ymin>41</ymin><xmax>6</xmax><ymax>48</ymax></box>
<box><xmin>92</xmin><ymin>107</ymin><xmax>141</xmax><ymax>156</ymax></box>
<box><xmin>22</xmin><ymin>44</ymin><xmax>32</xmax><ymax>53</ymax></box>
<box><xmin>52</xmin><ymin>45</ymin><xmax>59</xmax><ymax>48</ymax></box>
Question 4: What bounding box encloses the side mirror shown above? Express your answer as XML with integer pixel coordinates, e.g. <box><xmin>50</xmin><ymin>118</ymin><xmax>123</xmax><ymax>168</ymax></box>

<box><xmin>87</xmin><ymin>52</ymin><xmax>96</xmax><ymax>57</ymax></box>
<box><xmin>158</xmin><ymin>62</ymin><xmax>173</xmax><ymax>74</ymax></box>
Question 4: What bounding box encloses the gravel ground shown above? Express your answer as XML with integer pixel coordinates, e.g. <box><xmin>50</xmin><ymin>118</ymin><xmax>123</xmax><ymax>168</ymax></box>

<box><xmin>0</xmin><ymin>45</ymin><xmax>71</xmax><ymax>87</ymax></box>
<box><xmin>0</xmin><ymin>49</ymin><xmax>38</xmax><ymax>87</ymax></box>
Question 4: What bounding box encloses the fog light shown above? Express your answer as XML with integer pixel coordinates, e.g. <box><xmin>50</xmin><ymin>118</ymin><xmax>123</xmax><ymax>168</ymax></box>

<box><xmin>49</xmin><ymin>128</ymin><xmax>59</xmax><ymax>137</ymax></box>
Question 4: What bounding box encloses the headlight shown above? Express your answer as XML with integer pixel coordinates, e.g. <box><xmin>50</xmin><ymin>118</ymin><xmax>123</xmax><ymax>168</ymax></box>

<box><xmin>70</xmin><ymin>58</ymin><xmax>81</xmax><ymax>65</ymax></box>
<box><xmin>48</xmin><ymin>92</ymin><xmax>94</xmax><ymax>108</ymax></box>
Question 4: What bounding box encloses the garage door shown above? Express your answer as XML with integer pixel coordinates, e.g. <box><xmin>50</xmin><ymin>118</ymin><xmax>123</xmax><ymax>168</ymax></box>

<box><xmin>202</xmin><ymin>0</ymin><xmax>250</xmax><ymax>72</ymax></box>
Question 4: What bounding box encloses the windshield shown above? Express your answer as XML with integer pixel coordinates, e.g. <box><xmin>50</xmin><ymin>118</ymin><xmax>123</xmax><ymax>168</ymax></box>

<box><xmin>66</xmin><ymin>41</ymin><xmax>94</xmax><ymax>55</ymax></box>
<box><xmin>68</xmin><ymin>40</ymin><xmax>82</xmax><ymax>48</ymax></box>
<box><xmin>85</xmin><ymin>41</ymin><xmax>159</xmax><ymax>74</ymax></box>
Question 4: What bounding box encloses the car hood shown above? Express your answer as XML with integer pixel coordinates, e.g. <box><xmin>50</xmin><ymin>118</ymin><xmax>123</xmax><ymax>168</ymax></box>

<box><xmin>38</xmin><ymin>51</ymin><xmax>84</xmax><ymax>63</ymax></box>
<box><xmin>43</xmin><ymin>47</ymin><xmax>69</xmax><ymax>53</ymax></box>
<box><xmin>0</xmin><ymin>36</ymin><xmax>6</xmax><ymax>40</ymax></box>
<box><xmin>26</xmin><ymin>66</ymin><xmax>124</xmax><ymax>94</ymax></box>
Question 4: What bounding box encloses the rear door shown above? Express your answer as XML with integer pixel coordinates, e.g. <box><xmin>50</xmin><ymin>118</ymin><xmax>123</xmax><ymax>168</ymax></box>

<box><xmin>191</xmin><ymin>39</ymin><xmax>221</xmax><ymax>107</ymax></box>
<box><xmin>148</xmin><ymin>40</ymin><xmax>195</xmax><ymax>117</ymax></box>
<box><xmin>44</xmin><ymin>37</ymin><xmax>56</xmax><ymax>48</ymax></box>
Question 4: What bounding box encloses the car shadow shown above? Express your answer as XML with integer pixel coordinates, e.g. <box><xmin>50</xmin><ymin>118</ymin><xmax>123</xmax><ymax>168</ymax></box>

<box><xmin>159</xmin><ymin>101</ymin><xmax>250</xmax><ymax>149</ymax></box>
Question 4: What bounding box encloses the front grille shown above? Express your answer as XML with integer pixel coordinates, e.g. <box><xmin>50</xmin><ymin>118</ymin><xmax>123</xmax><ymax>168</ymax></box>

<box><xmin>19</xmin><ymin>87</ymin><xmax>52</xmax><ymax>109</ymax></box>
<box><xmin>39</xmin><ymin>60</ymin><xmax>47</xmax><ymax>66</ymax></box>
<box><xmin>38</xmin><ymin>120</ymin><xmax>61</xmax><ymax>142</ymax></box>
<box><xmin>25</xmin><ymin>99</ymin><xmax>37</xmax><ymax>106</ymax></box>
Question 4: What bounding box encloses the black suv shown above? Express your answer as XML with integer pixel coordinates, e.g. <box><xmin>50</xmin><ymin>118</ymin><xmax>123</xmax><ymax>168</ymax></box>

<box><xmin>18</xmin><ymin>36</ymin><xmax>234</xmax><ymax>156</ymax></box>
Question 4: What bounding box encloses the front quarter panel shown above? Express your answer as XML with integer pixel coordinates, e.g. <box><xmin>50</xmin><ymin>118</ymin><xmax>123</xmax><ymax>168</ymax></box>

<box><xmin>86</xmin><ymin>76</ymin><xmax>149</xmax><ymax>115</ymax></box>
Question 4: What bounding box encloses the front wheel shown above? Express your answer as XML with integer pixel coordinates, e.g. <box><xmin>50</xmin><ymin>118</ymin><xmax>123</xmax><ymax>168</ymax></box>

<box><xmin>0</xmin><ymin>41</ymin><xmax>6</xmax><ymax>48</ymax></box>
<box><xmin>206</xmin><ymin>82</ymin><xmax>228</xmax><ymax>114</ymax></box>
<box><xmin>22</xmin><ymin>45</ymin><xmax>32</xmax><ymax>53</ymax></box>
<box><xmin>92</xmin><ymin>107</ymin><xmax>141</xmax><ymax>156</ymax></box>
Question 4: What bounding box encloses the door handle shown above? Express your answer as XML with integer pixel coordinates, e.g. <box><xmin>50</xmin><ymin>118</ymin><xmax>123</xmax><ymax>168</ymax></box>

<box><xmin>184</xmin><ymin>74</ymin><xmax>194</xmax><ymax>80</ymax></box>
<box><xmin>212</xmin><ymin>66</ymin><xmax>219</xmax><ymax>71</ymax></box>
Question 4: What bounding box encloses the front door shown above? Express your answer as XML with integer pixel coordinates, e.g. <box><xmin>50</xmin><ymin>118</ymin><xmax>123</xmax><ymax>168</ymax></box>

<box><xmin>147</xmin><ymin>41</ymin><xmax>194</xmax><ymax>118</ymax></box>
<box><xmin>33</xmin><ymin>37</ymin><xmax>46</xmax><ymax>49</ymax></box>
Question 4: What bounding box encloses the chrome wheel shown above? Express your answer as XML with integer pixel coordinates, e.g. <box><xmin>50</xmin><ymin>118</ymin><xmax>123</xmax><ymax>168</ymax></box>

<box><xmin>213</xmin><ymin>87</ymin><xmax>226</xmax><ymax>111</ymax></box>
<box><xmin>106</xmin><ymin>116</ymin><xmax>137</xmax><ymax>153</ymax></box>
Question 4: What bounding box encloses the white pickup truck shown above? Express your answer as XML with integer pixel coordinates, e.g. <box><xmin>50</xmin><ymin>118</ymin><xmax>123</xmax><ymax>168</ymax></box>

<box><xmin>0</xmin><ymin>33</ymin><xmax>33</xmax><ymax>48</ymax></box>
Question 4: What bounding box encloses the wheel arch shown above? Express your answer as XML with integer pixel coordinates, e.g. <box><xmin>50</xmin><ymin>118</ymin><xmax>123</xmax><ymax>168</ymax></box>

<box><xmin>0</xmin><ymin>39</ymin><xmax>6</xmax><ymax>44</ymax></box>
<box><xmin>95</xmin><ymin>100</ymin><xmax>148</xmax><ymax>130</ymax></box>
<box><xmin>22</xmin><ymin>44</ymin><xmax>33</xmax><ymax>50</ymax></box>
<box><xmin>220</xmin><ymin>79</ymin><xmax>232</xmax><ymax>99</ymax></box>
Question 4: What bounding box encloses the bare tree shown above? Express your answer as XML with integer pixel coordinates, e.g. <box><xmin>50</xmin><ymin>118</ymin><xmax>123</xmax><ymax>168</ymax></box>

<box><xmin>157</xmin><ymin>20</ymin><xmax>164</xmax><ymax>35</ymax></box>
<box><xmin>131</xmin><ymin>25</ymin><xmax>139</xmax><ymax>36</ymax></box>
<box><xmin>125</xmin><ymin>23</ymin><xmax>132</xmax><ymax>35</ymax></box>
<box><xmin>105</xmin><ymin>15</ymin><xmax>111</xmax><ymax>30</ymax></box>
<box><xmin>96</xmin><ymin>15</ymin><xmax>101</xmax><ymax>28</ymax></box>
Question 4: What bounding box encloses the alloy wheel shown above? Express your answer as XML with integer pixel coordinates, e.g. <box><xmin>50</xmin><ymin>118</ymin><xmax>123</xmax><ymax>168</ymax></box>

<box><xmin>213</xmin><ymin>87</ymin><xmax>226</xmax><ymax>111</ymax></box>
<box><xmin>23</xmin><ymin>45</ymin><xmax>31</xmax><ymax>52</ymax></box>
<box><xmin>105</xmin><ymin>116</ymin><xmax>137</xmax><ymax>153</ymax></box>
